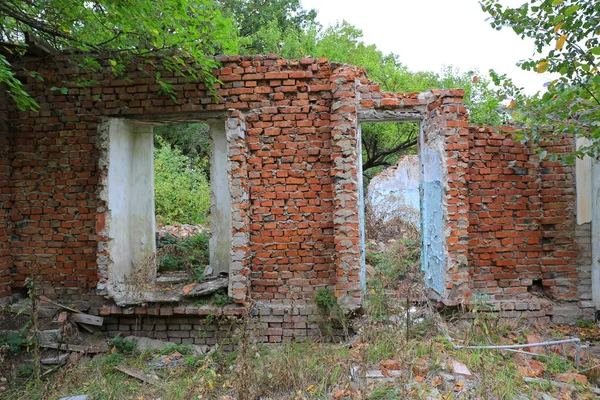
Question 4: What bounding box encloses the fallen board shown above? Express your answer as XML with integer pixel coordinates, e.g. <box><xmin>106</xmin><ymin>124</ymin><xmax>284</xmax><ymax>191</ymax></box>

<box><xmin>72</xmin><ymin>313</ymin><xmax>104</xmax><ymax>326</ymax></box>
<box><xmin>115</xmin><ymin>366</ymin><xmax>161</xmax><ymax>387</ymax></box>
<box><xmin>40</xmin><ymin>342</ymin><xmax>108</xmax><ymax>354</ymax></box>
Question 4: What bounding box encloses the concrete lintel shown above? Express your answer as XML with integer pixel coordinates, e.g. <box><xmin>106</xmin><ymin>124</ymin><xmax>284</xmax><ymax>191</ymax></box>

<box><xmin>121</xmin><ymin>111</ymin><xmax>229</xmax><ymax>125</ymax></box>
<box><xmin>358</xmin><ymin>108</ymin><xmax>425</xmax><ymax>123</ymax></box>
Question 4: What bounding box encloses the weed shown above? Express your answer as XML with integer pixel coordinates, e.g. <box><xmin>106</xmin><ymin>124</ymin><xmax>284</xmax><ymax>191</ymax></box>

<box><xmin>160</xmin><ymin>344</ymin><xmax>194</xmax><ymax>356</ymax></box>
<box><xmin>0</xmin><ymin>332</ymin><xmax>28</xmax><ymax>353</ymax></box>
<box><xmin>370</xmin><ymin>384</ymin><xmax>398</xmax><ymax>399</ymax></box>
<box><xmin>575</xmin><ymin>319</ymin><xmax>595</xmax><ymax>329</ymax></box>
<box><xmin>545</xmin><ymin>353</ymin><xmax>575</xmax><ymax>374</ymax></box>
<box><xmin>315</xmin><ymin>288</ymin><xmax>349</xmax><ymax>341</ymax></box>
<box><xmin>16</xmin><ymin>363</ymin><xmax>34</xmax><ymax>378</ymax></box>
<box><xmin>367</xmin><ymin>278</ymin><xmax>391</xmax><ymax>322</ymax></box>
<box><xmin>109</xmin><ymin>336</ymin><xmax>137</xmax><ymax>354</ymax></box>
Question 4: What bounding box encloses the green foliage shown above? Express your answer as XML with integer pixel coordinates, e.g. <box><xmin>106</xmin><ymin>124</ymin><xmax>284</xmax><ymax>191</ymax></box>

<box><xmin>220</xmin><ymin>0</ymin><xmax>317</xmax><ymax>54</ymax></box>
<box><xmin>366</xmin><ymin>277</ymin><xmax>391</xmax><ymax>322</ymax></box>
<box><xmin>154</xmin><ymin>123</ymin><xmax>211</xmax><ymax>181</ymax></box>
<box><xmin>154</xmin><ymin>137</ymin><xmax>211</xmax><ymax>225</ymax></box>
<box><xmin>315</xmin><ymin>288</ymin><xmax>348</xmax><ymax>339</ymax></box>
<box><xmin>545</xmin><ymin>353</ymin><xmax>575</xmax><ymax>374</ymax></box>
<box><xmin>481</xmin><ymin>0</ymin><xmax>600</xmax><ymax>159</ymax></box>
<box><xmin>315</xmin><ymin>288</ymin><xmax>341</xmax><ymax>313</ymax></box>
<box><xmin>0</xmin><ymin>331</ymin><xmax>28</xmax><ymax>353</ymax></box>
<box><xmin>157</xmin><ymin>233</ymin><xmax>210</xmax><ymax>281</ymax></box>
<box><xmin>109</xmin><ymin>336</ymin><xmax>137</xmax><ymax>354</ymax></box>
<box><xmin>160</xmin><ymin>344</ymin><xmax>195</xmax><ymax>356</ymax></box>
<box><xmin>0</xmin><ymin>0</ymin><xmax>239</xmax><ymax>109</ymax></box>
<box><xmin>16</xmin><ymin>363</ymin><xmax>34</xmax><ymax>378</ymax></box>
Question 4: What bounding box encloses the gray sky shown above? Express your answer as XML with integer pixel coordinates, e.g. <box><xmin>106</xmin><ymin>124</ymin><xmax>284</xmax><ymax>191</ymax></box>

<box><xmin>301</xmin><ymin>0</ymin><xmax>553</xmax><ymax>94</ymax></box>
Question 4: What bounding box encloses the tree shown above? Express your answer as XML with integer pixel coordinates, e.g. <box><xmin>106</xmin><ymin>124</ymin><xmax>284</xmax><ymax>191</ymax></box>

<box><xmin>219</xmin><ymin>0</ymin><xmax>316</xmax><ymax>54</ymax></box>
<box><xmin>0</xmin><ymin>0</ymin><xmax>238</xmax><ymax>110</ymax></box>
<box><xmin>154</xmin><ymin>123</ymin><xmax>211</xmax><ymax>181</ymax></box>
<box><xmin>481</xmin><ymin>0</ymin><xmax>600</xmax><ymax>160</ymax></box>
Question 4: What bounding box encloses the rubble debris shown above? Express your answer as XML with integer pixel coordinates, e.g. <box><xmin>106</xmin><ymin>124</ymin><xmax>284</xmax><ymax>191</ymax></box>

<box><xmin>156</xmin><ymin>272</ymin><xmax>189</xmax><ymax>284</ymax></box>
<box><xmin>59</xmin><ymin>396</ymin><xmax>88</xmax><ymax>400</ymax></box>
<box><xmin>115</xmin><ymin>366</ymin><xmax>161</xmax><ymax>387</ymax></box>
<box><xmin>148</xmin><ymin>352</ymin><xmax>186</xmax><ymax>368</ymax></box>
<box><xmin>40</xmin><ymin>342</ymin><xmax>109</xmax><ymax>354</ymax></box>
<box><xmin>125</xmin><ymin>336</ymin><xmax>216</xmax><ymax>356</ymax></box>
<box><xmin>9</xmin><ymin>301</ymin><xmax>59</xmax><ymax>318</ymax></box>
<box><xmin>450</xmin><ymin>359</ymin><xmax>472</xmax><ymax>379</ymax></box>
<box><xmin>182</xmin><ymin>275</ymin><xmax>228</xmax><ymax>298</ymax></box>
<box><xmin>526</xmin><ymin>334</ymin><xmax>546</xmax><ymax>354</ymax></box>
<box><xmin>40</xmin><ymin>353</ymin><xmax>69</xmax><ymax>366</ymax></box>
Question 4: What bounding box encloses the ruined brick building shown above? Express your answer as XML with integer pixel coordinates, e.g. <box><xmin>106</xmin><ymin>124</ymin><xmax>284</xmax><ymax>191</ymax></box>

<box><xmin>0</xmin><ymin>54</ymin><xmax>598</xmax><ymax>343</ymax></box>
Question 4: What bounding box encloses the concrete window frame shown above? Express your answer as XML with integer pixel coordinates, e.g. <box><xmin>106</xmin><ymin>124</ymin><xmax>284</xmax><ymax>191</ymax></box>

<box><xmin>95</xmin><ymin>113</ymin><xmax>250</xmax><ymax>306</ymax></box>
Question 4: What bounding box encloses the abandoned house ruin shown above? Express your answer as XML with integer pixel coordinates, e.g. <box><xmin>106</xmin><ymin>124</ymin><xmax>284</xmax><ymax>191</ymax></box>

<box><xmin>0</xmin><ymin>53</ymin><xmax>599</xmax><ymax>344</ymax></box>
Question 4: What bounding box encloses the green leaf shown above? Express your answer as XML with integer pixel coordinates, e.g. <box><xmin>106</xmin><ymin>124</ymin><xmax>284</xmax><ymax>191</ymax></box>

<box><xmin>564</xmin><ymin>5</ymin><xmax>580</xmax><ymax>15</ymax></box>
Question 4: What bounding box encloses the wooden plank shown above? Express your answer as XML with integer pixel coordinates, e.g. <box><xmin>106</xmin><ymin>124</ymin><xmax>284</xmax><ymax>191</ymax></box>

<box><xmin>115</xmin><ymin>366</ymin><xmax>161</xmax><ymax>387</ymax></box>
<box><xmin>39</xmin><ymin>296</ymin><xmax>80</xmax><ymax>313</ymax></box>
<box><xmin>40</xmin><ymin>342</ymin><xmax>108</xmax><ymax>354</ymax></box>
<box><xmin>72</xmin><ymin>313</ymin><xmax>104</xmax><ymax>327</ymax></box>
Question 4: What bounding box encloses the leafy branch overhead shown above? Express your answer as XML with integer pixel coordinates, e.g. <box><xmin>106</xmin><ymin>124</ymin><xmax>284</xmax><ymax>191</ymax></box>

<box><xmin>0</xmin><ymin>0</ymin><xmax>239</xmax><ymax>109</ymax></box>
<box><xmin>481</xmin><ymin>0</ymin><xmax>600</xmax><ymax>161</ymax></box>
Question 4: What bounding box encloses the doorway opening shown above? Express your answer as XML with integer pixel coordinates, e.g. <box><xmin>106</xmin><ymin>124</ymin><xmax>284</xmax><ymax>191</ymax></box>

<box><xmin>359</xmin><ymin>119</ymin><xmax>440</xmax><ymax>322</ymax></box>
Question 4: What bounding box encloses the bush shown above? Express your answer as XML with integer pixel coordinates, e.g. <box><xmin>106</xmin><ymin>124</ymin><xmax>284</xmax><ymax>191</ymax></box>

<box><xmin>154</xmin><ymin>137</ymin><xmax>210</xmax><ymax>225</ymax></box>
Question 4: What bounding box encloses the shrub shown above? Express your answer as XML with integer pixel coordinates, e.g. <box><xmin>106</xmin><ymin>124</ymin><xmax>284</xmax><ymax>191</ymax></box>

<box><xmin>154</xmin><ymin>137</ymin><xmax>210</xmax><ymax>225</ymax></box>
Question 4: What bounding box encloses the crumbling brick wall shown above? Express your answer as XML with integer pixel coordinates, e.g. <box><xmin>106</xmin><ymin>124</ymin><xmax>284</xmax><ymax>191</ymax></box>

<box><xmin>0</xmin><ymin>53</ymin><xmax>594</xmax><ymax>334</ymax></box>
<box><xmin>468</xmin><ymin>127</ymin><xmax>590</xmax><ymax>320</ymax></box>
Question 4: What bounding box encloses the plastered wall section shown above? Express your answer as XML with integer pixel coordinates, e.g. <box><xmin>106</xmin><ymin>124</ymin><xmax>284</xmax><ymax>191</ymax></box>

<box><xmin>96</xmin><ymin>119</ymin><xmax>155</xmax><ymax>296</ymax></box>
<box><xmin>366</xmin><ymin>155</ymin><xmax>420</xmax><ymax>228</ymax></box>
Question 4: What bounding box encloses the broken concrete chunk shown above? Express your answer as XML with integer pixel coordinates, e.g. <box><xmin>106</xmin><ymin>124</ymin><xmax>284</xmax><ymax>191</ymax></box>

<box><xmin>40</xmin><ymin>353</ymin><xmax>69</xmax><ymax>365</ymax></box>
<box><xmin>125</xmin><ymin>336</ymin><xmax>215</xmax><ymax>357</ymax></box>
<box><xmin>182</xmin><ymin>276</ymin><xmax>228</xmax><ymax>298</ymax></box>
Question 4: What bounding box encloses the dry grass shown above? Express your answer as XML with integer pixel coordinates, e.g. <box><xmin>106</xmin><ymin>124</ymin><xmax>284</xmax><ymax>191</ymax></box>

<box><xmin>365</xmin><ymin>201</ymin><xmax>419</xmax><ymax>243</ymax></box>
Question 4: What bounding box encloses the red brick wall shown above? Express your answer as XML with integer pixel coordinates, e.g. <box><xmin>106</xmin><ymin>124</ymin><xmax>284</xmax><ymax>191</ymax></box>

<box><xmin>4</xmin><ymin>55</ymin><xmax>353</xmax><ymax>306</ymax></box>
<box><xmin>1</xmin><ymin>54</ymin><xmax>590</xmax><ymax>326</ymax></box>
<box><xmin>468</xmin><ymin>127</ymin><xmax>580</xmax><ymax>304</ymax></box>
<box><xmin>0</xmin><ymin>86</ymin><xmax>12</xmax><ymax>298</ymax></box>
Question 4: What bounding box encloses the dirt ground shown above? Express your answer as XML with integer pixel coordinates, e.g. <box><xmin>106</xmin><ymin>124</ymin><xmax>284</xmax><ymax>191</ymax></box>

<box><xmin>2</xmin><ymin>237</ymin><xmax>600</xmax><ymax>399</ymax></box>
